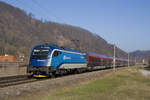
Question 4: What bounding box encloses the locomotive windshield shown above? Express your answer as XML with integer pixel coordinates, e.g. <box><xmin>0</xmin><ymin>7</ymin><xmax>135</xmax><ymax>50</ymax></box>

<box><xmin>32</xmin><ymin>48</ymin><xmax>50</xmax><ymax>59</ymax></box>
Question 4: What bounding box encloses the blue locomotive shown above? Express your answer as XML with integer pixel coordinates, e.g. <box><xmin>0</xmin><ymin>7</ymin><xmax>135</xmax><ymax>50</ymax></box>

<box><xmin>27</xmin><ymin>44</ymin><xmax>133</xmax><ymax>77</ymax></box>
<box><xmin>27</xmin><ymin>44</ymin><xmax>87</xmax><ymax>77</ymax></box>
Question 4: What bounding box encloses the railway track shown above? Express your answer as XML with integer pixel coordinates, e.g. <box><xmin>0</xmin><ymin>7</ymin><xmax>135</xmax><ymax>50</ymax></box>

<box><xmin>0</xmin><ymin>69</ymin><xmax>105</xmax><ymax>88</ymax></box>
<box><xmin>0</xmin><ymin>67</ymin><xmax>127</xmax><ymax>88</ymax></box>
<box><xmin>0</xmin><ymin>75</ymin><xmax>38</xmax><ymax>88</ymax></box>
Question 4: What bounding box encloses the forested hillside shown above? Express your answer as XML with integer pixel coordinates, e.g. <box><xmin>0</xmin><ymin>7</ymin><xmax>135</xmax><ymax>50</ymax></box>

<box><xmin>0</xmin><ymin>1</ymin><xmax>127</xmax><ymax>61</ymax></box>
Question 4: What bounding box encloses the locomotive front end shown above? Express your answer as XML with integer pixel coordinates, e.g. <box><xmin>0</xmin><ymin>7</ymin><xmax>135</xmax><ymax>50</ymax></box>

<box><xmin>27</xmin><ymin>45</ymin><xmax>53</xmax><ymax>77</ymax></box>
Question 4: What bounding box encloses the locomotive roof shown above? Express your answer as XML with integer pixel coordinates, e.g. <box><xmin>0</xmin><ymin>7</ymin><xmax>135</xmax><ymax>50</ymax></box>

<box><xmin>33</xmin><ymin>44</ymin><xmax>129</xmax><ymax>61</ymax></box>
<box><xmin>33</xmin><ymin>44</ymin><xmax>83</xmax><ymax>53</ymax></box>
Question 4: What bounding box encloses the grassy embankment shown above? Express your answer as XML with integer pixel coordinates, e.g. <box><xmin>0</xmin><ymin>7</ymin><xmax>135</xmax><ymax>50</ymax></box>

<box><xmin>14</xmin><ymin>66</ymin><xmax>150</xmax><ymax>100</ymax></box>
<box><xmin>42</xmin><ymin>67</ymin><xmax>150</xmax><ymax>100</ymax></box>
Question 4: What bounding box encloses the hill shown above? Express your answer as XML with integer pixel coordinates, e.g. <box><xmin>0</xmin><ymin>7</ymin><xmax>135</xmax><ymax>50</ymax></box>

<box><xmin>0</xmin><ymin>1</ymin><xmax>127</xmax><ymax>61</ymax></box>
<box><xmin>130</xmin><ymin>50</ymin><xmax>150</xmax><ymax>61</ymax></box>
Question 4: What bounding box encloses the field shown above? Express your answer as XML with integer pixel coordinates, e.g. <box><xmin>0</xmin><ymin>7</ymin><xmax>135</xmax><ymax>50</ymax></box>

<box><xmin>3</xmin><ymin>66</ymin><xmax>150</xmax><ymax>100</ymax></box>
<box><xmin>37</xmin><ymin>66</ymin><xmax>150</xmax><ymax>100</ymax></box>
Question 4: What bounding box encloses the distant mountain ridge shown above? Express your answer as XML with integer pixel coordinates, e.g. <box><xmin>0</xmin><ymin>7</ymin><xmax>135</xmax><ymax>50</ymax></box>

<box><xmin>0</xmin><ymin>1</ymin><xmax>127</xmax><ymax>61</ymax></box>
<box><xmin>130</xmin><ymin>50</ymin><xmax>150</xmax><ymax>60</ymax></box>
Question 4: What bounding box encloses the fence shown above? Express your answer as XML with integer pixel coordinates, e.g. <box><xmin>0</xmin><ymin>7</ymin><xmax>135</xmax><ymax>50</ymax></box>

<box><xmin>0</xmin><ymin>62</ymin><xmax>27</xmax><ymax>77</ymax></box>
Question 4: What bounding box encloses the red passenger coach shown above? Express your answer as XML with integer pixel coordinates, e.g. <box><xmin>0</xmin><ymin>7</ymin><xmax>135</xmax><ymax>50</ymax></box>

<box><xmin>87</xmin><ymin>53</ymin><xmax>113</xmax><ymax>67</ymax></box>
<box><xmin>87</xmin><ymin>52</ymin><xmax>131</xmax><ymax>68</ymax></box>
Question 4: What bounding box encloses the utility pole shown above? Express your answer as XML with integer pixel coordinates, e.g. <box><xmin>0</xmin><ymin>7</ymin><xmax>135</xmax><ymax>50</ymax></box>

<box><xmin>113</xmin><ymin>44</ymin><xmax>116</xmax><ymax>71</ymax></box>
<box><xmin>128</xmin><ymin>53</ymin><xmax>130</xmax><ymax>67</ymax></box>
<box><xmin>135</xmin><ymin>57</ymin><xmax>136</xmax><ymax>65</ymax></box>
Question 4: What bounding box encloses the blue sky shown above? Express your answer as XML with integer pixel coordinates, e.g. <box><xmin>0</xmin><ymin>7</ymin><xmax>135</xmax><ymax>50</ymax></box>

<box><xmin>1</xmin><ymin>0</ymin><xmax>150</xmax><ymax>52</ymax></box>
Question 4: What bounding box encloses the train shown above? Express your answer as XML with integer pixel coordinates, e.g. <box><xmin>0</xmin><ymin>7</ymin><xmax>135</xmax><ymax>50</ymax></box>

<box><xmin>27</xmin><ymin>44</ymin><xmax>134</xmax><ymax>77</ymax></box>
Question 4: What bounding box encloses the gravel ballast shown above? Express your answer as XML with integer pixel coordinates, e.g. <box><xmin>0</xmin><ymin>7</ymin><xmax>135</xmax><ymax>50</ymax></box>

<box><xmin>0</xmin><ymin>68</ymin><xmax>124</xmax><ymax>100</ymax></box>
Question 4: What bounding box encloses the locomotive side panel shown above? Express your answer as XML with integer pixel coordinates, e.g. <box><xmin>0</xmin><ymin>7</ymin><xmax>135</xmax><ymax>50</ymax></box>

<box><xmin>50</xmin><ymin>49</ymin><xmax>87</xmax><ymax>69</ymax></box>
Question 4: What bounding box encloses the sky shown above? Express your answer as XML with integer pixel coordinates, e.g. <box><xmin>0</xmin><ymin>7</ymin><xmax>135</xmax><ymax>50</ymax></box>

<box><xmin>0</xmin><ymin>0</ymin><xmax>150</xmax><ymax>52</ymax></box>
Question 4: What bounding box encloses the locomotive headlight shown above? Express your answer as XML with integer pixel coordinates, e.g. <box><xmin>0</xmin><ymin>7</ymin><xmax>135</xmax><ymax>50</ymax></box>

<box><xmin>81</xmin><ymin>56</ymin><xmax>84</xmax><ymax>59</ymax></box>
<box><xmin>47</xmin><ymin>60</ymin><xmax>51</xmax><ymax>66</ymax></box>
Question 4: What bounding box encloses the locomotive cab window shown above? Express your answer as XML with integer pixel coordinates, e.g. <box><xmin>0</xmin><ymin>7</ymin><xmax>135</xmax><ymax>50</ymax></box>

<box><xmin>32</xmin><ymin>48</ymin><xmax>50</xmax><ymax>59</ymax></box>
<box><xmin>52</xmin><ymin>51</ymin><xmax>61</xmax><ymax>57</ymax></box>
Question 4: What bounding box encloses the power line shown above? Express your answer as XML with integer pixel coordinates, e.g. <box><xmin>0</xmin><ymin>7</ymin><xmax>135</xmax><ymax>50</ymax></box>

<box><xmin>16</xmin><ymin>0</ymin><xmax>47</xmax><ymax>19</ymax></box>
<box><xmin>2</xmin><ymin>0</ymin><xmax>67</xmax><ymax>24</ymax></box>
<box><xmin>5</xmin><ymin>0</ymin><xmax>18</xmax><ymax>7</ymax></box>
<box><xmin>30</xmin><ymin>0</ymin><xmax>66</xmax><ymax>23</ymax></box>
<box><xmin>6</xmin><ymin>0</ymin><xmax>48</xmax><ymax>21</ymax></box>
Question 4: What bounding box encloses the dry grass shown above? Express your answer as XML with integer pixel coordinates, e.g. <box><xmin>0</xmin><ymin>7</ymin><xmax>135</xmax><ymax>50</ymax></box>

<box><xmin>42</xmin><ymin>67</ymin><xmax>150</xmax><ymax>100</ymax></box>
<box><xmin>10</xmin><ymin>66</ymin><xmax>150</xmax><ymax>100</ymax></box>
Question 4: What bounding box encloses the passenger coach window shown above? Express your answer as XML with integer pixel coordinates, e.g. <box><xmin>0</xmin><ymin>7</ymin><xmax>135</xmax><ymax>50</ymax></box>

<box><xmin>52</xmin><ymin>51</ymin><xmax>61</xmax><ymax>57</ymax></box>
